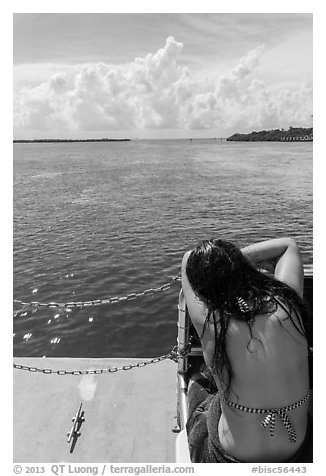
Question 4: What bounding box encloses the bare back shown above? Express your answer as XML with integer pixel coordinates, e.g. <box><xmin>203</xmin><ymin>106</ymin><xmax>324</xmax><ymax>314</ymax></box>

<box><xmin>181</xmin><ymin>249</ymin><xmax>310</xmax><ymax>462</ymax></box>
<box><xmin>211</xmin><ymin>305</ymin><xmax>309</xmax><ymax>462</ymax></box>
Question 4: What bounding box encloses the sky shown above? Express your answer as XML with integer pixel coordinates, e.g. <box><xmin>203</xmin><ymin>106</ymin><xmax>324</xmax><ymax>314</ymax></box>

<box><xmin>13</xmin><ymin>12</ymin><xmax>313</xmax><ymax>139</ymax></box>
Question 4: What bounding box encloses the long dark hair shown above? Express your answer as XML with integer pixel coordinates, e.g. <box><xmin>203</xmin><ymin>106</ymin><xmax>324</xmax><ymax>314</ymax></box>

<box><xmin>186</xmin><ymin>239</ymin><xmax>309</xmax><ymax>398</ymax></box>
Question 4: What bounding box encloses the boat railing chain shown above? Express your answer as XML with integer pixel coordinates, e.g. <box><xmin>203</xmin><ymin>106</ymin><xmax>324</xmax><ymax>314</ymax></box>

<box><xmin>13</xmin><ymin>275</ymin><xmax>181</xmax><ymax>311</ymax></box>
<box><xmin>13</xmin><ymin>345</ymin><xmax>188</xmax><ymax>374</ymax></box>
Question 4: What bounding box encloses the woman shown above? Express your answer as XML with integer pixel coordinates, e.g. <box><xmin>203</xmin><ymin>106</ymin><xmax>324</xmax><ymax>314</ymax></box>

<box><xmin>181</xmin><ymin>237</ymin><xmax>312</xmax><ymax>463</ymax></box>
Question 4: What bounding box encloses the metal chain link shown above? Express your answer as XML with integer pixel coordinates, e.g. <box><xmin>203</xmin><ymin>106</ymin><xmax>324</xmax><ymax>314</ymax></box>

<box><xmin>13</xmin><ymin>346</ymin><xmax>182</xmax><ymax>375</ymax></box>
<box><xmin>14</xmin><ymin>275</ymin><xmax>181</xmax><ymax>310</ymax></box>
<box><xmin>13</xmin><ymin>277</ymin><xmax>185</xmax><ymax>374</ymax></box>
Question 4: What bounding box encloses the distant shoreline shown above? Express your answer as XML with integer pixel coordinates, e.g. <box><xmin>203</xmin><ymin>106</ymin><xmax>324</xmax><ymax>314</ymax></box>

<box><xmin>13</xmin><ymin>138</ymin><xmax>131</xmax><ymax>143</ymax></box>
<box><xmin>227</xmin><ymin>127</ymin><xmax>313</xmax><ymax>142</ymax></box>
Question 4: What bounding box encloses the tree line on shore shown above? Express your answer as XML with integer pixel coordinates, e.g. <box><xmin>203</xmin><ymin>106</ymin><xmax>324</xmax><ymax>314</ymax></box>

<box><xmin>227</xmin><ymin>127</ymin><xmax>313</xmax><ymax>142</ymax></box>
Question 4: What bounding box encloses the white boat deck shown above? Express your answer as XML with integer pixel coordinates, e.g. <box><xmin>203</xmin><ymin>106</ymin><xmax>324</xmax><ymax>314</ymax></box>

<box><xmin>14</xmin><ymin>358</ymin><xmax>178</xmax><ymax>463</ymax></box>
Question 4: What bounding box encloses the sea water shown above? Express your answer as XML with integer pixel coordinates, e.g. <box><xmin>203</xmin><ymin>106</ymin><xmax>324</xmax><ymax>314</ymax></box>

<box><xmin>13</xmin><ymin>140</ymin><xmax>312</xmax><ymax>358</ymax></box>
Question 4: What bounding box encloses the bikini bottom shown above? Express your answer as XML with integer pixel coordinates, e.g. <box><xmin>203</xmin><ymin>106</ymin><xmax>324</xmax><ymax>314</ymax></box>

<box><xmin>186</xmin><ymin>377</ymin><xmax>313</xmax><ymax>463</ymax></box>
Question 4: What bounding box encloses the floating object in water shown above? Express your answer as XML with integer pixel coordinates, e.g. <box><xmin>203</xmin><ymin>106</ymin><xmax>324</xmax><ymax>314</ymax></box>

<box><xmin>88</xmin><ymin>317</ymin><xmax>94</xmax><ymax>323</ymax></box>
<box><xmin>32</xmin><ymin>289</ymin><xmax>38</xmax><ymax>294</ymax></box>
<box><xmin>54</xmin><ymin>314</ymin><xmax>60</xmax><ymax>319</ymax></box>
<box><xmin>23</xmin><ymin>333</ymin><xmax>32</xmax><ymax>341</ymax></box>
<box><xmin>47</xmin><ymin>319</ymin><xmax>52</xmax><ymax>324</ymax></box>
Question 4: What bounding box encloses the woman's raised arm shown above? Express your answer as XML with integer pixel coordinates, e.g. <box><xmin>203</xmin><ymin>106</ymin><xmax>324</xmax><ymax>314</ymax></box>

<box><xmin>241</xmin><ymin>238</ymin><xmax>304</xmax><ymax>297</ymax></box>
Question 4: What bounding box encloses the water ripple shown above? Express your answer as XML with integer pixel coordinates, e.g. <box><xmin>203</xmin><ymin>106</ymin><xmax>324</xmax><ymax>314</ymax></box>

<box><xmin>13</xmin><ymin>140</ymin><xmax>312</xmax><ymax>358</ymax></box>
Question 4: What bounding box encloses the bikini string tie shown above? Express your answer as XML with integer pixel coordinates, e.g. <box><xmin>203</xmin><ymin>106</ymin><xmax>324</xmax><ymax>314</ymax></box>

<box><xmin>261</xmin><ymin>409</ymin><xmax>296</xmax><ymax>443</ymax></box>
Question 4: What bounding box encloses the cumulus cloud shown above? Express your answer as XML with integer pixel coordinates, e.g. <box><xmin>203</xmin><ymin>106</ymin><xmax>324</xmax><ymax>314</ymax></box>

<box><xmin>231</xmin><ymin>44</ymin><xmax>265</xmax><ymax>81</ymax></box>
<box><xmin>14</xmin><ymin>37</ymin><xmax>312</xmax><ymax>135</ymax></box>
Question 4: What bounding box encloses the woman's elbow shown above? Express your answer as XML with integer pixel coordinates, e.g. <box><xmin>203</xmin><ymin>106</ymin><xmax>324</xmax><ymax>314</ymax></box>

<box><xmin>280</xmin><ymin>237</ymin><xmax>300</xmax><ymax>252</ymax></box>
<box><xmin>286</xmin><ymin>237</ymin><xmax>298</xmax><ymax>246</ymax></box>
<box><xmin>286</xmin><ymin>237</ymin><xmax>301</xmax><ymax>252</ymax></box>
